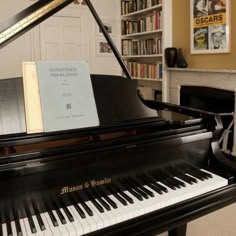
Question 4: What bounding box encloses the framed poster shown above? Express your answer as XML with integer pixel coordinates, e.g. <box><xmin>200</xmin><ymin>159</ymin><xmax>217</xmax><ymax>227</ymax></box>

<box><xmin>191</xmin><ymin>0</ymin><xmax>231</xmax><ymax>54</ymax></box>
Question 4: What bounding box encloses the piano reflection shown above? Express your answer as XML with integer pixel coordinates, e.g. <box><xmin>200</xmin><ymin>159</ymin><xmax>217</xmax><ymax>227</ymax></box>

<box><xmin>1</xmin><ymin>1</ymin><xmax>236</xmax><ymax>236</ymax></box>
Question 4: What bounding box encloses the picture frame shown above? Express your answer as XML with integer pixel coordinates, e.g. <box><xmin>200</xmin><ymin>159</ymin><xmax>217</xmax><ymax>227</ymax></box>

<box><xmin>96</xmin><ymin>20</ymin><xmax>114</xmax><ymax>36</ymax></box>
<box><xmin>95</xmin><ymin>37</ymin><xmax>116</xmax><ymax>57</ymax></box>
<box><xmin>190</xmin><ymin>0</ymin><xmax>231</xmax><ymax>54</ymax></box>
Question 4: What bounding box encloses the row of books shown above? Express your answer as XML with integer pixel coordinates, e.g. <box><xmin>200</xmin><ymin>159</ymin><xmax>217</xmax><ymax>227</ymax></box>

<box><xmin>126</xmin><ymin>61</ymin><xmax>163</xmax><ymax>79</ymax></box>
<box><xmin>121</xmin><ymin>11</ymin><xmax>162</xmax><ymax>35</ymax></box>
<box><xmin>121</xmin><ymin>0</ymin><xmax>162</xmax><ymax>15</ymax></box>
<box><xmin>122</xmin><ymin>37</ymin><xmax>162</xmax><ymax>56</ymax></box>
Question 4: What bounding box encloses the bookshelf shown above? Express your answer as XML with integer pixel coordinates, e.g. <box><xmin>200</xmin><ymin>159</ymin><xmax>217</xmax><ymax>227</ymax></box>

<box><xmin>120</xmin><ymin>0</ymin><xmax>172</xmax><ymax>102</ymax></box>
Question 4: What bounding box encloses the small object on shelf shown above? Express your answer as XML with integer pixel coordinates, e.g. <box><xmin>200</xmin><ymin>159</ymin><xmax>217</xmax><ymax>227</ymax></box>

<box><xmin>176</xmin><ymin>48</ymin><xmax>188</xmax><ymax>68</ymax></box>
<box><xmin>164</xmin><ymin>47</ymin><xmax>177</xmax><ymax>68</ymax></box>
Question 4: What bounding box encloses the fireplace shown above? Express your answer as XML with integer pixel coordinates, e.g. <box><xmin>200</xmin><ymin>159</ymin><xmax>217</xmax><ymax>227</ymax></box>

<box><xmin>168</xmin><ymin>68</ymin><xmax>236</xmax><ymax>155</ymax></box>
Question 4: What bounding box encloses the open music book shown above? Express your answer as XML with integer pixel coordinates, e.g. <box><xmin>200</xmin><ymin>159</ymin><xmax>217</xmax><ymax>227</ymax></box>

<box><xmin>22</xmin><ymin>61</ymin><xmax>99</xmax><ymax>133</ymax></box>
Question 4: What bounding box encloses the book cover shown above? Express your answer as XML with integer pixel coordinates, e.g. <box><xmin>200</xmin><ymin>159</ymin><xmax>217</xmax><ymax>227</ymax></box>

<box><xmin>36</xmin><ymin>61</ymin><xmax>99</xmax><ymax>132</ymax></box>
<box><xmin>22</xmin><ymin>62</ymin><xmax>44</xmax><ymax>133</ymax></box>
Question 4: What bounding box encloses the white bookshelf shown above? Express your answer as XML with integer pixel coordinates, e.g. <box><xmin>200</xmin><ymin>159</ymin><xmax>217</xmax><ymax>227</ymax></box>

<box><xmin>120</xmin><ymin>0</ymin><xmax>172</xmax><ymax>102</ymax></box>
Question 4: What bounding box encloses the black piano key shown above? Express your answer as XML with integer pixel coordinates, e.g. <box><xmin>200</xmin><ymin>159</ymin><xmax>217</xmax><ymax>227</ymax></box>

<box><xmin>24</xmin><ymin>202</ymin><xmax>37</xmax><ymax>234</ymax></box>
<box><xmin>51</xmin><ymin>199</ymin><xmax>66</xmax><ymax>225</ymax></box>
<box><xmin>137</xmin><ymin>174</ymin><xmax>164</xmax><ymax>194</ymax></box>
<box><xmin>97</xmin><ymin>187</ymin><xmax>117</xmax><ymax>209</ymax></box>
<box><xmin>32</xmin><ymin>200</ymin><xmax>46</xmax><ymax>231</ymax></box>
<box><xmin>110</xmin><ymin>183</ymin><xmax>134</xmax><ymax>204</ymax></box>
<box><xmin>172</xmin><ymin>177</ymin><xmax>186</xmax><ymax>188</ymax></box>
<box><xmin>12</xmin><ymin>205</ymin><xmax>23</xmax><ymax>236</ymax></box>
<box><xmin>84</xmin><ymin>190</ymin><xmax>104</xmax><ymax>213</ymax></box>
<box><xmin>187</xmin><ymin>170</ymin><xmax>205</xmax><ymax>181</ymax></box>
<box><xmin>73</xmin><ymin>192</ymin><xmax>92</xmax><ymax>217</ymax></box>
<box><xmin>90</xmin><ymin>188</ymin><xmax>111</xmax><ymax>211</ymax></box>
<box><xmin>106</xmin><ymin>185</ymin><xmax>127</xmax><ymax>206</ymax></box>
<box><xmin>176</xmin><ymin>172</ymin><xmax>197</xmax><ymax>184</ymax></box>
<box><xmin>195</xmin><ymin>169</ymin><xmax>212</xmax><ymax>179</ymax></box>
<box><xmin>44</xmin><ymin>201</ymin><xmax>58</xmax><ymax>227</ymax></box>
<box><xmin>150</xmin><ymin>172</ymin><xmax>177</xmax><ymax>190</ymax></box>
<box><xmin>5</xmin><ymin>208</ymin><xmax>13</xmax><ymax>236</ymax></box>
<box><xmin>130</xmin><ymin>177</ymin><xmax>155</xmax><ymax>197</ymax></box>
<box><xmin>69</xmin><ymin>195</ymin><xmax>86</xmax><ymax>219</ymax></box>
<box><xmin>118</xmin><ymin>180</ymin><xmax>143</xmax><ymax>201</ymax></box>
<box><xmin>142</xmin><ymin>174</ymin><xmax>168</xmax><ymax>193</ymax></box>
<box><xmin>58</xmin><ymin>197</ymin><xmax>74</xmax><ymax>222</ymax></box>
<box><xmin>0</xmin><ymin>224</ymin><xmax>2</xmax><ymax>236</ymax></box>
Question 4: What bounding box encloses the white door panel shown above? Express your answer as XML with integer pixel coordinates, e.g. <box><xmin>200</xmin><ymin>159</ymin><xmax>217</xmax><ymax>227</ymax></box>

<box><xmin>40</xmin><ymin>15</ymin><xmax>88</xmax><ymax>61</ymax></box>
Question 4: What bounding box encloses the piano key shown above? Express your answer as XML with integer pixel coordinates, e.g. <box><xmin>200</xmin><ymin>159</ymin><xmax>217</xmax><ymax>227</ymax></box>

<box><xmin>67</xmin><ymin>193</ymin><xmax>86</xmax><ymax>219</ymax></box>
<box><xmin>19</xmin><ymin>219</ymin><xmax>28</xmax><ymax>236</ymax></box>
<box><xmin>40</xmin><ymin>213</ymin><xmax>53</xmax><ymax>236</ymax></box>
<box><xmin>5</xmin><ymin>211</ymin><xmax>13</xmax><ymax>236</ymax></box>
<box><xmin>58</xmin><ymin>197</ymin><xmax>74</xmax><ymax>222</ymax></box>
<box><xmin>51</xmin><ymin>199</ymin><xmax>66</xmax><ymax>225</ymax></box>
<box><xmin>44</xmin><ymin>202</ymin><xmax>58</xmax><ymax>227</ymax></box>
<box><xmin>24</xmin><ymin>203</ymin><xmax>37</xmax><ymax>234</ymax></box>
<box><xmin>187</xmin><ymin>170</ymin><xmax>206</xmax><ymax>181</ymax></box>
<box><xmin>142</xmin><ymin>174</ymin><xmax>168</xmax><ymax>192</ymax></box>
<box><xmin>73</xmin><ymin>192</ymin><xmax>92</xmax><ymax>217</ymax></box>
<box><xmin>85</xmin><ymin>201</ymin><xmax>104</xmax><ymax>230</ymax></box>
<box><xmin>43</xmin><ymin>212</ymin><xmax>61</xmax><ymax>236</ymax></box>
<box><xmin>106</xmin><ymin>185</ymin><xmax>128</xmax><ymax>205</ymax></box>
<box><xmin>59</xmin><ymin>209</ymin><xmax>76</xmax><ymax>236</ymax></box>
<box><xmin>68</xmin><ymin>205</ymin><xmax>90</xmax><ymax>235</ymax></box>
<box><xmin>0</xmin><ymin>224</ymin><xmax>2</xmax><ymax>236</ymax></box>
<box><xmin>23</xmin><ymin>217</ymin><xmax>36</xmax><ymax>236</ymax></box>
<box><xmin>96</xmin><ymin>187</ymin><xmax>117</xmax><ymax>209</ymax></box>
<box><xmin>31</xmin><ymin>215</ymin><xmax>44</xmax><ymax>236</ymax></box>
<box><xmin>84</xmin><ymin>190</ymin><xmax>104</xmax><ymax>214</ymax></box>
<box><xmin>130</xmin><ymin>177</ymin><xmax>155</xmax><ymax>197</ymax></box>
<box><xmin>90</xmin><ymin>189</ymin><xmax>111</xmax><ymax>211</ymax></box>
<box><xmin>12</xmin><ymin>207</ymin><xmax>23</xmax><ymax>236</ymax></box>
<box><xmin>2</xmin><ymin>224</ymin><xmax>7</xmax><ymax>236</ymax></box>
<box><xmin>51</xmin><ymin>210</ymin><xmax>69</xmax><ymax>236</ymax></box>
<box><xmin>193</xmin><ymin>168</ymin><xmax>212</xmax><ymax>179</ymax></box>
<box><xmin>125</xmin><ymin>177</ymin><xmax>149</xmax><ymax>199</ymax></box>
<box><xmin>10</xmin><ymin>221</ymin><xmax>17</xmax><ymax>236</ymax></box>
<box><xmin>32</xmin><ymin>201</ymin><xmax>46</xmax><ymax>231</ymax></box>
<box><xmin>175</xmin><ymin>172</ymin><xmax>197</xmax><ymax>184</ymax></box>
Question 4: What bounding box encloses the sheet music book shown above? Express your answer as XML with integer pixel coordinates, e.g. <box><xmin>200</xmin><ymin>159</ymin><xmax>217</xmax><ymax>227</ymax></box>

<box><xmin>22</xmin><ymin>61</ymin><xmax>99</xmax><ymax>133</ymax></box>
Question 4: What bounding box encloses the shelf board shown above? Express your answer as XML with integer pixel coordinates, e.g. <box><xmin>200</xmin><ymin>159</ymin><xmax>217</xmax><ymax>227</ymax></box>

<box><xmin>123</xmin><ymin>54</ymin><xmax>162</xmax><ymax>58</ymax></box>
<box><xmin>122</xmin><ymin>29</ymin><xmax>162</xmax><ymax>38</ymax></box>
<box><xmin>121</xmin><ymin>4</ymin><xmax>162</xmax><ymax>18</ymax></box>
<box><xmin>132</xmin><ymin>77</ymin><xmax>163</xmax><ymax>82</ymax></box>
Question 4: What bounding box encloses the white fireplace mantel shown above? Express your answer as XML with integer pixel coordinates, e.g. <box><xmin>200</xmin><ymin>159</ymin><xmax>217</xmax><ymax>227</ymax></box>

<box><xmin>167</xmin><ymin>68</ymin><xmax>236</xmax><ymax>155</ymax></box>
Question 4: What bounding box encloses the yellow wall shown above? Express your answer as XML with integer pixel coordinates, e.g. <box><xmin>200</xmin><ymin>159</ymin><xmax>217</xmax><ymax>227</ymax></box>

<box><xmin>172</xmin><ymin>0</ymin><xmax>236</xmax><ymax>69</ymax></box>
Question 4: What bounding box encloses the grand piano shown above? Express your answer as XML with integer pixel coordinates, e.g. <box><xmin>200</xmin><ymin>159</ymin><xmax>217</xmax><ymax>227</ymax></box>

<box><xmin>1</xmin><ymin>1</ymin><xmax>236</xmax><ymax>236</ymax></box>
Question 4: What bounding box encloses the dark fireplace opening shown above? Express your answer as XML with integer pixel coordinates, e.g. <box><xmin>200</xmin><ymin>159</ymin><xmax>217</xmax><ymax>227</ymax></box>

<box><xmin>180</xmin><ymin>86</ymin><xmax>234</xmax><ymax>151</ymax></box>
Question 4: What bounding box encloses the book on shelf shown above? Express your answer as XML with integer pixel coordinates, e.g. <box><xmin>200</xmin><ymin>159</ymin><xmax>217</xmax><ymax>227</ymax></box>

<box><xmin>22</xmin><ymin>61</ymin><xmax>99</xmax><ymax>133</ymax></box>
<box><xmin>121</xmin><ymin>0</ymin><xmax>161</xmax><ymax>15</ymax></box>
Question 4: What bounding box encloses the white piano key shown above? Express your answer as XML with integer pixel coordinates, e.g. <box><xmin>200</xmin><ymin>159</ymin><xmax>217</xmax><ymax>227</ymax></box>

<box><xmin>19</xmin><ymin>219</ymin><xmax>28</xmax><ymax>236</ymax></box>
<box><xmin>10</xmin><ymin>221</ymin><xmax>17</xmax><ymax>236</ymax></box>
<box><xmin>2</xmin><ymin>224</ymin><xmax>7</xmax><ymax>236</ymax></box>
<box><xmin>68</xmin><ymin>205</ymin><xmax>90</xmax><ymax>235</ymax></box>
<box><xmin>40</xmin><ymin>213</ymin><xmax>53</xmax><ymax>236</ymax></box>
<box><xmin>59</xmin><ymin>208</ymin><xmax>77</xmax><ymax>236</ymax></box>
<box><xmin>52</xmin><ymin>210</ymin><xmax>69</xmax><ymax>236</ymax></box>
<box><xmin>44</xmin><ymin>212</ymin><xmax>61</xmax><ymax>236</ymax></box>
<box><xmin>32</xmin><ymin>215</ymin><xmax>44</xmax><ymax>236</ymax></box>
<box><xmin>86</xmin><ymin>200</ymin><xmax>106</xmax><ymax>229</ymax></box>
<box><xmin>77</xmin><ymin>202</ymin><xmax>97</xmax><ymax>233</ymax></box>
<box><xmin>65</xmin><ymin>206</ymin><xmax>83</xmax><ymax>236</ymax></box>
<box><xmin>23</xmin><ymin>217</ymin><xmax>36</xmax><ymax>236</ymax></box>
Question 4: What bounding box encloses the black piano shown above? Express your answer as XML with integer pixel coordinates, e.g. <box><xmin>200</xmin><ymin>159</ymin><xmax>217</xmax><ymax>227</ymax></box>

<box><xmin>1</xmin><ymin>1</ymin><xmax>236</xmax><ymax>236</ymax></box>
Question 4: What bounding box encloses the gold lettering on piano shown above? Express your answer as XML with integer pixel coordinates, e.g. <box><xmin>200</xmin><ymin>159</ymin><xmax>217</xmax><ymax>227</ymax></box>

<box><xmin>60</xmin><ymin>178</ymin><xmax>112</xmax><ymax>195</ymax></box>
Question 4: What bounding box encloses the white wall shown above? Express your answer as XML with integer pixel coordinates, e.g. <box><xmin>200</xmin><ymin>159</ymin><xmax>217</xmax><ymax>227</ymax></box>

<box><xmin>0</xmin><ymin>0</ymin><xmax>121</xmax><ymax>79</ymax></box>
